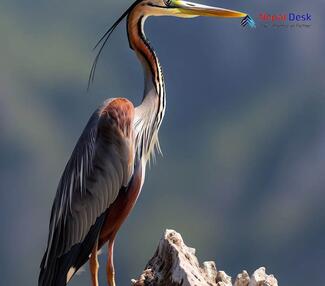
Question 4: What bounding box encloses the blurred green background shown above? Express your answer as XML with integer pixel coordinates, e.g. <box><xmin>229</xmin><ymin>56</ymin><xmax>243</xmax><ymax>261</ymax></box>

<box><xmin>1</xmin><ymin>0</ymin><xmax>324</xmax><ymax>285</ymax></box>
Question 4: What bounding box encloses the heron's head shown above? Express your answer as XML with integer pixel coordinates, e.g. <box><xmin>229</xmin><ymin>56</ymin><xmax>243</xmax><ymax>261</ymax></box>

<box><xmin>132</xmin><ymin>0</ymin><xmax>248</xmax><ymax>19</ymax></box>
<box><xmin>89</xmin><ymin>0</ymin><xmax>254</xmax><ymax>87</ymax></box>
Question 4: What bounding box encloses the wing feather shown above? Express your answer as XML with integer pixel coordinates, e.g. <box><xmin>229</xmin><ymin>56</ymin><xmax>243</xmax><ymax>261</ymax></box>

<box><xmin>43</xmin><ymin>104</ymin><xmax>134</xmax><ymax>266</ymax></box>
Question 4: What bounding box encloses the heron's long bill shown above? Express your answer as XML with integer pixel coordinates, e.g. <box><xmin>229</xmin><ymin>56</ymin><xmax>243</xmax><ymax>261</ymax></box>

<box><xmin>171</xmin><ymin>0</ymin><xmax>247</xmax><ymax>18</ymax></box>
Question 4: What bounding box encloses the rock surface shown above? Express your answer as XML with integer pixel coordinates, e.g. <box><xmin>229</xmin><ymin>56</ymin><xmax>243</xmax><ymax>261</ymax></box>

<box><xmin>132</xmin><ymin>230</ymin><xmax>278</xmax><ymax>286</ymax></box>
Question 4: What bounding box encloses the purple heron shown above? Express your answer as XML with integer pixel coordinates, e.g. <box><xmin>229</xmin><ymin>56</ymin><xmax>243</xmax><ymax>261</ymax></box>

<box><xmin>39</xmin><ymin>1</ymin><xmax>254</xmax><ymax>285</ymax></box>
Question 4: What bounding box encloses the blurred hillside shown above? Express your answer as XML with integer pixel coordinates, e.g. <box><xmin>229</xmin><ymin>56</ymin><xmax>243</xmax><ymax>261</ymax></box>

<box><xmin>0</xmin><ymin>0</ymin><xmax>324</xmax><ymax>285</ymax></box>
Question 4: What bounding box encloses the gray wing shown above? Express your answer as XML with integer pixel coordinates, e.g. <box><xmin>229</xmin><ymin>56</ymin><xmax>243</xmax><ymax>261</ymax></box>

<box><xmin>44</xmin><ymin>107</ymin><xmax>133</xmax><ymax>265</ymax></box>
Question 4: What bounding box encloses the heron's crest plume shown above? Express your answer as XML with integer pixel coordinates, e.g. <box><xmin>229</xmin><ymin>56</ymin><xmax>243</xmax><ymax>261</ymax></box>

<box><xmin>88</xmin><ymin>0</ymin><xmax>142</xmax><ymax>89</ymax></box>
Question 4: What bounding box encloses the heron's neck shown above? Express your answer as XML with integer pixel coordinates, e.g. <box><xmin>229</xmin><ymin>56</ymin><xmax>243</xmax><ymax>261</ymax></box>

<box><xmin>127</xmin><ymin>8</ymin><xmax>166</xmax><ymax>160</ymax></box>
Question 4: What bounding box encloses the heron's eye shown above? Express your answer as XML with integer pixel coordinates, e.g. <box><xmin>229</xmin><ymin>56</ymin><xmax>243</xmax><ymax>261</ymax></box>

<box><xmin>164</xmin><ymin>0</ymin><xmax>172</xmax><ymax>7</ymax></box>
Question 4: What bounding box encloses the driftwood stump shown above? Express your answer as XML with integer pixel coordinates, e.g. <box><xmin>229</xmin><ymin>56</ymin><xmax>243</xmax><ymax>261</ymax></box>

<box><xmin>132</xmin><ymin>230</ymin><xmax>278</xmax><ymax>286</ymax></box>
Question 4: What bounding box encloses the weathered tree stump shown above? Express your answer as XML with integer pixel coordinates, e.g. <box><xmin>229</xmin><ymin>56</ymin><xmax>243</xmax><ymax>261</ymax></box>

<box><xmin>132</xmin><ymin>230</ymin><xmax>278</xmax><ymax>286</ymax></box>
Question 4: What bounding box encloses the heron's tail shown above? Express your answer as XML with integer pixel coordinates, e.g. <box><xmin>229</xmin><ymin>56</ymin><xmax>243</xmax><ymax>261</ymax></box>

<box><xmin>39</xmin><ymin>244</ymin><xmax>89</xmax><ymax>286</ymax></box>
<box><xmin>39</xmin><ymin>248</ymin><xmax>68</xmax><ymax>286</ymax></box>
<box><xmin>38</xmin><ymin>212</ymin><xmax>107</xmax><ymax>286</ymax></box>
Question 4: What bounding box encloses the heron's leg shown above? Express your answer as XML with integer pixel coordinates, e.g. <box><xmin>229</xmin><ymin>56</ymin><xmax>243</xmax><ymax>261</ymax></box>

<box><xmin>106</xmin><ymin>237</ymin><xmax>116</xmax><ymax>286</ymax></box>
<box><xmin>89</xmin><ymin>240</ymin><xmax>100</xmax><ymax>286</ymax></box>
